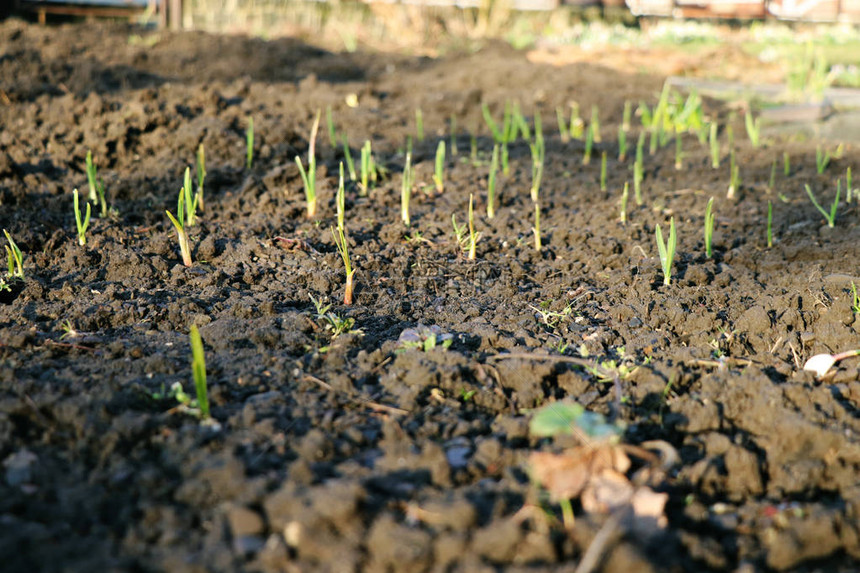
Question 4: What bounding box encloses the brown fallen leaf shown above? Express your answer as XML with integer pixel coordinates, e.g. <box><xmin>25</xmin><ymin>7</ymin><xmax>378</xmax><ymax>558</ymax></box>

<box><xmin>529</xmin><ymin>445</ymin><xmax>630</xmax><ymax>503</ymax></box>
<box><xmin>581</xmin><ymin>468</ymin><xmax>633</xmax><ymax>514</ymax></box>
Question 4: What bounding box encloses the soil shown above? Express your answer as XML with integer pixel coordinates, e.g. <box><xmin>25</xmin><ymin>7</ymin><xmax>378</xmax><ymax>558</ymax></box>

<box><xmin>1</xmin><ymin>17</ymin><xmax>860</xmax><ymax>573</ymax></box>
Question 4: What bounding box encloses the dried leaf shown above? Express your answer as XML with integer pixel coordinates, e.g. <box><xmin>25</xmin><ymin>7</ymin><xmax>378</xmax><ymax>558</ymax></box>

<box><xmin>581</xmin><ymin>468</ymin><xmax>633</xmax><ymax>514</ymax></box>
<box><xmin>529</xmin><ymin>450</ymin><xmax>591</xmax><ymax>502</ymax></box>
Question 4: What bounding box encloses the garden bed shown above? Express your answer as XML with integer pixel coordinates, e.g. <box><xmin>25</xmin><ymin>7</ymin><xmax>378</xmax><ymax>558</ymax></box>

<box><xmin>1</xmin><ymin>18</ymin><xmax>859</xmax><ymax>572</ymax></box>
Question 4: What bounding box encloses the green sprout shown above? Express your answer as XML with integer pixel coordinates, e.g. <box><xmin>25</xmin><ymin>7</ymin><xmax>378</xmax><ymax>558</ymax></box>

<box><xmin>342</xmin><ymin>136</ymin><xmax>357</xmax><ymax>182</ymax></box>
<box><xmin>513</xmin><ymin>102</ymin><xmax>530</xmax><ymax>141</ymax></box>
<box><xmin>622</xmin><ymin>100</ymin><xmax>632</xmax><ymax>132</ymax></box>
<box><xmin>85</xmin><ymin>150</ymin><xmax>109</xmax><ymax>218</ymax></box>
<box><xmin>556</xmin><ymin>106</ymin><xmax>570</xmax><ymax>144</ymax></box>
<box><xmin>569</xmin><ymin>101</ymin><xmax>584</xmax><ymax>139</ymax></box>
<box><xmin>726</xmin><ymin>123</ymin><xmax>734</xmax><ymax>151</ymax></box>
<box><xmin>296</xmin><ymin>110</ymin><xmax>321</xmax><ymax>218</ymax></box>
<box><xmin>633</xmin><ymin>154</ymin><xmax>644</xmax><ymax>206</ymax></box>
<box><xmin>85</xmin><ymin>150</ymin><xmax>100</xmax><ymax>204</ymax></box>
<box><xmin>336</xmin><ymin>162</ymin><xmax>345</xmax><ymax>233</ymax></box>
<box><xmin>468</xmin><ymin>193</ymin><xmax>478</xmax><ymax>260</ymax></box>
<box><xmin>501</xmin><ymin>139</ymin><xmax>510</xmax><ymax>176</ymax></box>
<box><xmin>784</xmin><ymin>151</ymin><xmax>791</xmax><ymax>176</ymax></box>
<box><xmin>487</xmin><ymin>144</ymin><xmax>499</xmax><ymax>219</ymax></box>
<box><xmin>582</xmin><ymin>124</ymin><xmax>593</xmax><ymax>166</ymax></box>
<box><xmin>767</xmin><ymin>200</ymin><xmax>773</xmax><ymax>248</ymax></box>
<box><xmin>433</xmin><ymin>141</ymin><xmax>446</xmax><ymax>193</ymax></box>
<box><xmin>619</xmin><ymin>181</ymin><xmax>629</xmax><ymax>224</ymax></box>
<box><xmin>590</xmin><ymin>104</ymin><xmax>601</xmax><ymax>143</ymax></box>
<box><xmin>618</xmin><ymin>126</ymin><xmax>627</xmax><ymax>162</ymax></box>
<box><xmin>847</xmin><ymin>167</ymin><xmax>853</xmax><ymax>203</ymax></box>
<box><xmin>246</xmin><ymin>116</ymin><xmax>254</xmax><ymax>169</ymax></box>
<box><xmin>397</xmin><ymin>325</ymin><xmax>453</xmax><ymax>353</ymax></box>
<box><xmin>674</xmin><ymin>135</ymin><xmax>683</xmax><ymax>171</ymax></box>
<box><xmin>73</xmin><ymin>189</ymin><xmax>91</xmax><ymax>246</ymax></box>
<box><xmin>709</xmin><ymin>123</ymin><xmax>720</xmax><ymax>169</ymax></box>
<box><xmin>638</xmin><ymin>101</ymin><xmax>653</xmax><ymax>130</ymax></box>
<box><xmin>331</xmin><ymin>224</ymin><xmax>355</xmax><ymax>305</ymax></box>
<box><xmin>704</xmin><ymin>196</ymin><xmax>715</xmax><ymax>258</ymax></box>
<box><xmin>481</xmin><ymin>102</ymin><xmax>503</xmax><ymax>143</ymax></box>
<box><xmin>415</xmin><ymin>108</ymin><xmax>424</xmax><ymax>142</ymax></box>
<box><xmin>196</xmin><ymin>143</ymin><xmax>206</xmax><ymax>212</ymax></box>
<box><xmin>4</xmin><ymin>230</ymin><xmax>24</xmax><ymax>280</ymax></box>
<box><xmin>449</xmin><ymin>114</ymin><xmax>458</xmax><ymax>156</ymax></box>
<box><xmin>655</xmin><ymin>217</ymin><xmax>677</xmax><ymax>286</ymax></box>
<box><xmin>727</xmin><ymin>150</ymin><xmax>740</xmax><ymax>200</ymax></box>
<box><xmin>360</xmin><ymin>140</ymin><xmax>376</xmax><ymax>195</ymax></box>
<box><xmin>649</xmin><ymin>126</ymin><xmax>660</xmax><ymax>156</ymax></box>
<box><xmin>530</xmin><ymin>113</ymin><xmax>544</xmax><ymax>202</ymax></box>
<box><xmin>816</xmin><ymin>145</ymin><xmax>831</xmax><ymax>174</ymax></box>
<box><xmin>326</xmin><ymin>105</ymin><xmax>337</xmax><ymax>147</ymax></box>
<box><xmin>189</xmin><ymin>325</ymin><xmax>210</xmax><ymax>420</ymax></box>
<box><xmin>745</xmin><ymin>112</ymin><xmax>761</xmax><ymax>148</ymax></box>
<box><xmin>182</xmin><ymin>166</ymin><xmax>199</xmax><ymax>227</ymax></box>
<box><xmin>804</xmin><ymin>182</ymin><xmax>840</xmax><ymax>227</ymax></box>
<box><xmin>600</xmin><ymin>151</ymin><xmax>607</xmax><ymax>192</ymax></box>
<box><xmin>309</xmin><ymin>294</ymin><xmax>358</xmax><ymax>339</ymax></box>
<box><xmin>165</xmin><ymin>189</ymin><xmax>192</xmax><ymax>267</ymax></box>
<box><xmin>533</xmin><ymin>201</ymin><xmax>542</xmax><ymax>252</ymax></box>
<box><xmin>401</xmin><ymin>152</ymin><xmax>414</xmax><ymax>226</ymax></box>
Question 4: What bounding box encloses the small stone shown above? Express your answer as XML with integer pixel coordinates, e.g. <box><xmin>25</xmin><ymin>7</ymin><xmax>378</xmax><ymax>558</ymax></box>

<box><xmin>4</xmin><ymin>449</ymin><xmax>37</xmax><ymax>486</ymax></box>
<box><xmin>226</xmin><ymin>504</ymin><xmax>265</xmax><ymax>537</ymax></box>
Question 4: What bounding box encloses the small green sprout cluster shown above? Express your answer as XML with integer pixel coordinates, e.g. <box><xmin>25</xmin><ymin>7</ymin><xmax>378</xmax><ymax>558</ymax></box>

<box><xmin>310</xmin><ymin>294</ymin><xmax>358</xmax><ymax>338</ymax></box>
<box><xmin>744</xmin><ymin>112</ymin><xmax>761</xmax><ymax>148</ymax></box>
<box><xmin>163</xmin><ymin>165</ymin><xmax>203</xmax><ymax>267</ymax></box>
<box><xmin>2</xmin><ymin>230</ymin><xmax>24</xmax><ymax>291</ymax></box>
<box><xmin>165</xmin><ymin>189</ymin><xmax>193</xmax><ymax>267</ymax></box>
<box><xmin>816</xmin><ymin>145</ymin><xmax>831</xmax><ymax>174</ymax></box>
<box><xmin>556</xmin><ymin>101</ymin><xmax>584</xmax><ymax>142</ymax></box>
<box><xmin>397</xmin><ymin>325</ymin><xmax>453</xmax><ymax>353</ymax></box>
<box><xmin>452</xmin><ymin>194</ymin><xmax>480</xmax><ymax>260</ymax></box>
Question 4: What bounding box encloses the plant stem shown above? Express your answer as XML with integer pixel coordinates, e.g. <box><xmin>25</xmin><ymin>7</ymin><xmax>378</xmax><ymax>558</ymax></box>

<box><xmin>487</xmin><ymin>144</ymin><xmax>499</xmax><ymax>219</ymax></box>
